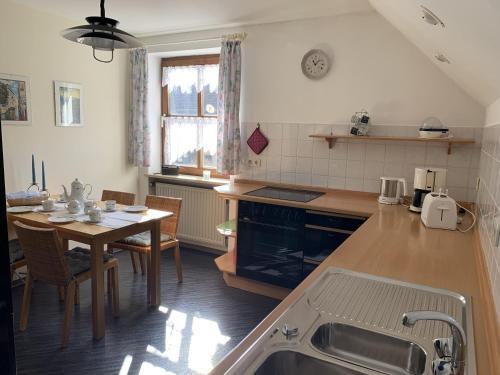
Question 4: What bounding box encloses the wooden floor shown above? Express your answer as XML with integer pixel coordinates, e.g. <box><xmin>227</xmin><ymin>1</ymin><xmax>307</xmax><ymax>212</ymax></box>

<box><xmin>12</xmin><ymin>248</ymin><xmax>279</xmax><ymax>375</ymax></box>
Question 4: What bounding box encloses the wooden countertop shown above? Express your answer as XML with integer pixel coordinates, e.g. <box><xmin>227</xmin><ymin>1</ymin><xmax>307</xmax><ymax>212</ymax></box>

<box><xmin>211</xmin><ymin>181</ymin><xmax>500</xmax><ymax>374</ymax></box>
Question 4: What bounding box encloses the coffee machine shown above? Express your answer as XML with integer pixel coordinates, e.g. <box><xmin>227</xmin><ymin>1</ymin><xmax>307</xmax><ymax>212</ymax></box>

<box><xmin>409</xmin><ymin>167</ymin><xmax>447</xmax><ymax>213</ymax></box>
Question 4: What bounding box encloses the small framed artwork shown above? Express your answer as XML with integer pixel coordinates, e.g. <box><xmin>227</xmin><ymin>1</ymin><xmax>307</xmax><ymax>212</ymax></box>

<box><xmin>54</xmin><ymin>81</ymin><xmax>83</xmax><ymax>127</ymax></box>
<box><xmin>0</xmin><ymin>73</ymin><xmax>31</xmax><ymax>126</ymax></box>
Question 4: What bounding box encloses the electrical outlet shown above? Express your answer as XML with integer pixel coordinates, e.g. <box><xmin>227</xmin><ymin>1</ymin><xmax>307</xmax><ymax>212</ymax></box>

<box><xmin>247</xmin><ymin>159</ymin><xmax>262</xmax><ymax>167</ymax></box>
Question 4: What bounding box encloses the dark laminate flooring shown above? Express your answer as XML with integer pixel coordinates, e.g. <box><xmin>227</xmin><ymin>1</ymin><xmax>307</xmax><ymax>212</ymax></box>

<box><xmin>12</xmin><ymin>248</ymin><xmax>279</xmax><ymax>375</ymax></box>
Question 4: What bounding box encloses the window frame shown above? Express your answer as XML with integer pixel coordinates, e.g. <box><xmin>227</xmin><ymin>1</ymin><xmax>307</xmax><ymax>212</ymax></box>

<box><xmin>161</xmin><ymin>54</ymin><xmax>225</xmax><ymax>178</ymax></box>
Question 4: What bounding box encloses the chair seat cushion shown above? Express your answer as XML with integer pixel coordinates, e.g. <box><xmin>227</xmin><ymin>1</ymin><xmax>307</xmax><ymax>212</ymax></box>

<box><xmin>9</xmin><ymin>239</ymin><xmax>24</xmax><ymax>263</ymax></box>
<box><xmin>118</xmin><ymin>232</ymin><xmax>172</xmax><ymax>247</ymax></box>
<box><xmin>64</xmin><ymin>247</ymin><xmax>114</xmax><ymax>276</ymax></box>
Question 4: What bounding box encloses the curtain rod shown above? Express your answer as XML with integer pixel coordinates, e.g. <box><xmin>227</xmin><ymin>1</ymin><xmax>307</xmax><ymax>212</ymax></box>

<box><xmin>145</xmin><ymin>32</ymin><xmax>247</xmax><ymax>47</ymax></box>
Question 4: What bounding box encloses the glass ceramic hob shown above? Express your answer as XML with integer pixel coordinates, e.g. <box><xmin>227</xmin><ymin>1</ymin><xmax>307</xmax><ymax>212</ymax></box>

<box><xmin>244</xmin><ymin>186</ymin><xmax>324</xmax><ymax>203</ymax></box>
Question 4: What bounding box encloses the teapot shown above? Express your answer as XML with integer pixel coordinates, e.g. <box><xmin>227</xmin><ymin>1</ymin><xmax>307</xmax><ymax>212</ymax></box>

<box><xmin>61</xmin><ymin>178</ymin><xmax>92</xmax><ymax>205</ymax></box>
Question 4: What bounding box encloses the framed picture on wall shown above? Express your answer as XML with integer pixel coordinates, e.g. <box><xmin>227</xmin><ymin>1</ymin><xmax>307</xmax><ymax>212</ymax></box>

<box><xmin>0</xmin><ymin>73</ymin><xmax>31</xmax><ymax>126</ymax></box>
<box><xmin>54</xmin><ymin>81</ymin><xmax>83</xmax><ymax>127</ymax></box>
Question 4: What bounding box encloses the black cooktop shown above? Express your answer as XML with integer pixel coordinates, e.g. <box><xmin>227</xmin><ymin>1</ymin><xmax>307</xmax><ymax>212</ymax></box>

<box><xmin>244</xmin><ymin>186</ymin><xmax>324</xmax><ymax>203</ymax></box>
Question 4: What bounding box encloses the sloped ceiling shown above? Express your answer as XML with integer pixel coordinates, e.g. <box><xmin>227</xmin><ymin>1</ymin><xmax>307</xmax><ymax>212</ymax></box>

<box><xmin>369</xmin><ymin>0</ymin><xmax>500</xmax><ymax>106</ymax></box>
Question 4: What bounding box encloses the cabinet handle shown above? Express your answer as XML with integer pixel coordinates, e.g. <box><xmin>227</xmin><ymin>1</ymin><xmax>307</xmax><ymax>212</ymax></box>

<box><xmin>305</xmin><ymin>224</ymin><xmax>353</xmax><ymax>235</ymax></box>
<box><xmin>305</xmin><ymin>210</ymin><xmax>366</xmax><ymax>221</ymax></box>
<box><xmin>241</xmin><ymin>218</ymin><xmax>299</xmax><ymax>231</ymax></box>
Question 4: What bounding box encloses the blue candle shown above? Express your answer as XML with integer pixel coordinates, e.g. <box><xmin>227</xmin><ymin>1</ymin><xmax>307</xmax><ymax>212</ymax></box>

<box><xmin>31</xmin><ymin>154</ymin><xmax>36</xmax><ymax>184</ymax></box>
<box><xmin>42</xmin><ymin>161</ymin><xmax>46</xmax><ymax>191</ymax></box>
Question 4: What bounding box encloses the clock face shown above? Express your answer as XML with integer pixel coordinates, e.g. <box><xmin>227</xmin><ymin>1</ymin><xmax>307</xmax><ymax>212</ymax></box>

<box><xmin>301</xmin><ymin>49</ymin><xmax>330</xmax><ymax>79</ymax></box>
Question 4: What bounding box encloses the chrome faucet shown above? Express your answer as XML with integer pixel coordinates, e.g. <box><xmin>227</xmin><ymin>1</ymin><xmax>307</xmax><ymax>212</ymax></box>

<box><xmin>402</xmin><ymin>311</ymin><xmax>466</xmax><ymax>375</ymax></box>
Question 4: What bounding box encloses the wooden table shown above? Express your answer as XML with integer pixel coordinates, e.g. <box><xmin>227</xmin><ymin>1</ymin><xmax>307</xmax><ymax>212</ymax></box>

<box><xmin>7</xmin><ymin>203</ymin><xmax>172</xmax><ymax>340</ymax></box>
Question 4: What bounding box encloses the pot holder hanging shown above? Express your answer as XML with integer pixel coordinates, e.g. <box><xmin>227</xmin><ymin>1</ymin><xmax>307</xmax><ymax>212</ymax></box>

<box><xmin>247</xmin><ymin>123</ymin><xmax>269</xmax><ymax>155</ymax></box>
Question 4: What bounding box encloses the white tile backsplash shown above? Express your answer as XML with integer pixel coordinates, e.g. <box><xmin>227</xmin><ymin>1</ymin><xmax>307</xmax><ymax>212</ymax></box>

<box><xmin>477</xmin><ymin>124</ymin><xmax>500</xmax><ymax>325</ymax></box>
<box><xmin>245</xmin><ymin>122</ymin><xmax>481</xmax><ymax>202</ymax></box>
<box><xmin>312</xmin><ymin>158</ymin><xmax>329</xmax><ymax>176</ymax></box>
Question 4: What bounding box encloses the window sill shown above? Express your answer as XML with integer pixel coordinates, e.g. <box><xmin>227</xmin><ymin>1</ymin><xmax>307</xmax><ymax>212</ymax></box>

<box><xmin>147</xmin><ymin>173</ymin><xmax>228</xmax><ymax>189</ymax></box>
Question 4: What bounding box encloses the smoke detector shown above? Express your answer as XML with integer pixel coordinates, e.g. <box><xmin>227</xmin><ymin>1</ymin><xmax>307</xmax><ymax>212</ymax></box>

<box><xmin>435</xmin><ymin>53</ymin><xmax>451</xmax><ymax>64</ymax></box>
<box><xmin>421</xmin><ymin>6</ymin><xmax>445</xmax><ymax>27</ymax></box>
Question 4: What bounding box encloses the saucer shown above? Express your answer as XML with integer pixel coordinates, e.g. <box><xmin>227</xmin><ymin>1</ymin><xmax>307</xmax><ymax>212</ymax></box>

<box><xmin>83</xmin><ymin>218</ymin><xmax>101</xmax><ymax>224</ymax></box>
<box><xmin>103</xmin><ymin>209</ymin><xmax>116</xmax><ymax>213</ymax></box>
<box><xmin>7</xmin><ymin>206</ymin><xmax>34</xmax><ymax>214</ymax></box>
<box><xmin>124</xmin><ymin>205</ymin><xmax>148</xmax><ymax>213</ymax></box>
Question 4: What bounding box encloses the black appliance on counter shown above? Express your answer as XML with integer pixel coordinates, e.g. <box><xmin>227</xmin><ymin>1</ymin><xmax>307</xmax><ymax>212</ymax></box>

<box><xmin>236</xmin><ymin>201</ymin><xmax>366</xmax><ymax>288</ymax></box>
<box><xmin>244</xmin><ymin>186</ymin><xmax>324</xmax><ymax>203</ymax></box>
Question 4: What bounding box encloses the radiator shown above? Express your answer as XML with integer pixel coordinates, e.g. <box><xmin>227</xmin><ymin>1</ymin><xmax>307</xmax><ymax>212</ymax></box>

<box><xmin>155</xmin><ymin>182</ymin><xmax>227</xmax><ymax>251</ymax></box>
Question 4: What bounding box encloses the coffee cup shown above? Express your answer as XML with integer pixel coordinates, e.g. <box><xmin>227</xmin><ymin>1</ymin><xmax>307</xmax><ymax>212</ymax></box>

<box><xmin>84</xmin><ymin>200</ymin><xmax>96</xmax><ymax>214</ymax></box>
<box><xmin>105</xmin><ymin>200</ymin><xmax>116</xmax><ymax>211</ymax></box>
<box><xmin>66</xmin><ymin>200</ymin><xmax>81</xmax><ymax>214</ymax></box>
<box><xmin>42</xmin><ymin>198</ymin><xmax>55</xmax><ymax>211</ymax></box>
<box><xmin>89</xmin><ymin>207</ymin><xmax>102</xmax><ymax>223</ymax></box>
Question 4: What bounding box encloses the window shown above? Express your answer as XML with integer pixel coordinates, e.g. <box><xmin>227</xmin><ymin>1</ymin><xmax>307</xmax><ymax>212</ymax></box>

<box><xmin>161</xmin><ymin>55</ymin><xmax>221</xmax><ymax>176</ymax></box>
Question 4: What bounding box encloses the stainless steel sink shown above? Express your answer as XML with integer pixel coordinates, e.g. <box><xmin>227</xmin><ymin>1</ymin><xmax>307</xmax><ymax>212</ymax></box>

<box><xmin>223</xmin><ymin>268</ymin><xmax>476</xmax><ymax>375</ymax></box>
<box><xmin>254</xmin><ymin>350</ymin><xmax>368</xmax><ymax>375</ymax></box>
<box><xmin>311</xmin><ymin>323</ymin><xmax>427</xmax><ymax>375</ymax></box>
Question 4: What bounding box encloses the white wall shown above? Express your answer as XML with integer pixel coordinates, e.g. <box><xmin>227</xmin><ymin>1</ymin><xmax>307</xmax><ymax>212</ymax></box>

<box><xmin>1</xmin><ymin>0</ymin><xmax>137</xmax><ymax>198</ymax></box>
<box><xmin>486</xmin><ymin>98</ymin><xmax>500</xmax><ymax>127</ymax></box>
<box><xmin>144</xmin><ymin>11</ymin><xmax>484</xmax><ymax>127</ymax></box>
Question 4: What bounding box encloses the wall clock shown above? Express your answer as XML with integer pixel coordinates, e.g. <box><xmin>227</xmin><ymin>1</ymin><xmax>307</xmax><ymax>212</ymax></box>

<box><xmin>301</xmin><ymin>49</ymin><xmax>330</xmax><ymax>80</ymax></box>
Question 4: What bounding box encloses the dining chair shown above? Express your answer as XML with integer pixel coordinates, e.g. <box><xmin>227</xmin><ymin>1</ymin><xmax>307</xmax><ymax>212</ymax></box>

<box><xmin>13</xmin><ymin>221</ymin><xmax>120</xmax><ymax>348</ymax></box>
<box><xmin>108</xmin><ymin>195</ymin><xmax>183</xmax><ymax>292</ymax></box>
<box><xmin>9</xmin><ymin>239</ymin><xmax>27</xmax><ymax>280</ymax></box>
<box><xmin>101</xmin><ymin>189</ymin><xmax>136</xmax><ymax>288</ymax></box>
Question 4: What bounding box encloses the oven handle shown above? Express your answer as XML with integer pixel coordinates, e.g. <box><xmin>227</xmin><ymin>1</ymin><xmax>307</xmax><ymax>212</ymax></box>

<box><xmin>240</xmin><ymin>218</ymin><xmax>300</xmax><ymax>231</ymax></box>
<box><xmin>305</xmin><ymin>224</ymin><xmax>354</xmax><ymax>235</ymax></box>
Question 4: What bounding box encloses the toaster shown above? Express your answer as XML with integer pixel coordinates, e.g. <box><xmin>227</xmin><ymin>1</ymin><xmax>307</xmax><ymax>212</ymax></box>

<box><xmin>421</xmin><ymin>192</ymin><xmax>457</xmax><ymax>230</ymax></box>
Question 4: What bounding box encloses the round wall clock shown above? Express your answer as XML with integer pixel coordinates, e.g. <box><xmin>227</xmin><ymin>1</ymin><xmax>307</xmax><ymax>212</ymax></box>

<box><xmin>301</xmin><ymin>49</ymin><xmax>330</xmax><ymax>80</ymax></box>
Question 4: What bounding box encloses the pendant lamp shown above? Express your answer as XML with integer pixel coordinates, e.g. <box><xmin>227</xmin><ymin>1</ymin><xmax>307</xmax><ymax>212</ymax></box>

<box><xmin>61</xmin><ymin>0</ymin><xmax>143</xmax><ymax>63</ymax></box>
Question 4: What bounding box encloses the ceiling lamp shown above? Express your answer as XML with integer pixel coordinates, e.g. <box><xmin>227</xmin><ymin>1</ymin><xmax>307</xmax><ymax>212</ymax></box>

<box><xmin>61</xmin><ymin>0</ymin><xmax>143</xmax><ymax>63</ymax></box>
<box><xmin>421</xmin><ymin>5</ymin><xmax>445</xmax><ymax>28</ymax></box>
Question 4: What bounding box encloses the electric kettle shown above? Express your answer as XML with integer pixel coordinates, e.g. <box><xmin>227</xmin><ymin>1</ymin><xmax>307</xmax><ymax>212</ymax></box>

<box><xmin>378</xmin><ymin>177</ymin><xmax>407</xmax><ymax>205</ymax></box>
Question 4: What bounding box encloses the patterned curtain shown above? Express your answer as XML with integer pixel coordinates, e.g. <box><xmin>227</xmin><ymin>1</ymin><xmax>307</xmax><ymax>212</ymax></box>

<box><xmin>217</xmin><ymin>39</ymin><xmax>242</xmax><ymax>175</ymax></box>
<box><xmin>128</xmin><ymin>48</ymin><xmax>150</xmax><ymax>167</ymax></box>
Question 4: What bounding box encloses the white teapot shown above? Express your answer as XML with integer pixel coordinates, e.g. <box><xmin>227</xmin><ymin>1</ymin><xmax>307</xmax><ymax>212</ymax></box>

<box><xmin>61</xmin><ymin>178</ymin><xmax>92</xmax><ymax>205</ymax></box>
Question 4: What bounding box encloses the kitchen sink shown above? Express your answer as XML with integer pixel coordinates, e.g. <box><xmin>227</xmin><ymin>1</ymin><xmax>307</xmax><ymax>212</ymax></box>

<box><xmin>311</xmin><ymin>323</ymin><xmax>427</xmax><ymax>375</ymax></box>
<box><xmin>254</xmin><ymin>350</ymin><xmax>369</xmax><ymax>375</ymax></box>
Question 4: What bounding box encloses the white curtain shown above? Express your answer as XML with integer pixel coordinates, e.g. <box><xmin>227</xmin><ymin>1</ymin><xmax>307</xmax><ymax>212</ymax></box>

<box><xmin>128</xmin><ymin>48</ymin><xmax>150</xmax><ymax>167</ymax></box>
<box><xmin>163</xmin><ymin>116</ymin><xmax>217</xmax><ymax>166</ymax></box>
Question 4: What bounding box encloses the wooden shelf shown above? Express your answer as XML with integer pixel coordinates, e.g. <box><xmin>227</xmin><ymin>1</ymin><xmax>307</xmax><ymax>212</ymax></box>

<box><xmin>215</xmin><ymin>253</ymin><xmax>236</xmax><ymax>275</ymax></box>
<box><xmin>216</xmin><ymin>219</ymin><xmax>237</xmax><ymax>237</ymax></box>
<box><xmin>309</xmin><ymin>134</ymin><xmax>475</xmax><ymax>155</ymax></box>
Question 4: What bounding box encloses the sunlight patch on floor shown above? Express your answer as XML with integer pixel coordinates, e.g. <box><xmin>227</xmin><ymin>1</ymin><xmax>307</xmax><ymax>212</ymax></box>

<box><xmin>188</xmin><ymin>316</ymin><xmax>231</xmax><ymax>374</ymax></box>
<box><xmin>147</xmin><ymin>309</ymin><xmax>187</xmax><ymax>362</ymax></box>
<box><xmin>139</xmin><ymin>361</ymin><xmax>176</xmax><ymax>375</ymax></box>
<box><xmin>119</xmin><ymin>355</ymin><xmax>133</xmax><ymax>375</ymax></box>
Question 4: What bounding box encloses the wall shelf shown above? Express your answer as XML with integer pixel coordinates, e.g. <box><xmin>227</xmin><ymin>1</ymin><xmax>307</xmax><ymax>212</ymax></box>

<box><xmin>309</xmin><ymin>134</ymin><xmax>475</xmax><ymax>155</ymax></box>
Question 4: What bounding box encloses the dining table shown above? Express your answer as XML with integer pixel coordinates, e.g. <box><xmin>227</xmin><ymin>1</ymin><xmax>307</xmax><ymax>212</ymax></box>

<box><xmin>7</xmin><ymin>201</ymin><xmax>172</xmax><ymax>340</ymax></box>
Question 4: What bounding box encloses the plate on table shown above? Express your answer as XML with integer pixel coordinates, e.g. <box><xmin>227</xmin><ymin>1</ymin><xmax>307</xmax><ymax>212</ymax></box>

<box><xmin>7</xmin><ymin>206</ymin><xmax>34</xmax><ymax>214</ymax></box>
<box><xmin>124</xmin><ymin>205</ymin><xmax>148</xmax><ymax>213</ymax></box>
<box><xmin>48</xmin><ymin>216</ymin><xmax>75</xmax><ymax>224</ymax></box>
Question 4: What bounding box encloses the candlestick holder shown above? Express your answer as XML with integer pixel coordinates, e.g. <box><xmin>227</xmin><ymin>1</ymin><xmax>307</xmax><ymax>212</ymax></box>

<box><xmin>26</xmin><ymin>182</ymin><xmax>40</xmax><ymax>192</ymax></box>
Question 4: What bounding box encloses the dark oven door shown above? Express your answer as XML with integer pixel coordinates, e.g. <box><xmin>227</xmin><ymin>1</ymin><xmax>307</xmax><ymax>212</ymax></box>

<box><xmin>237</xmin><ymin>201</ymin><xmax>304</xmax><ymax>289</ymax></box>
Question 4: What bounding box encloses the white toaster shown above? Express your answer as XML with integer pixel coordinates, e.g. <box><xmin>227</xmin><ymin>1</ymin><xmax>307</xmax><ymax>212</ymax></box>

<box><xmin>421</xmin><ymin>193</ymin><xmax>457</xmax><ymax>230</ymax></box>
